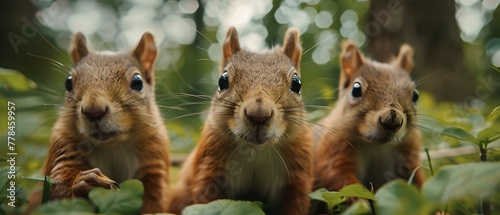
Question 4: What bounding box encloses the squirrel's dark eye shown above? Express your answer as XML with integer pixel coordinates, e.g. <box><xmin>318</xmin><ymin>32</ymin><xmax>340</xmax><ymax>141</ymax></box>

<box><xmin>218</xmin><ymin>71</ymin><xmax>229</xmax><ymax>91</ymax></box>
<box><xmin>412</xmin><ymin>89</ymin><xmax>419</xmax><ymax>103</ymax></box>
<box><xmin>65</xmin><ymin>75</ymin><xmax>73</xmax><ymax>92</ymax></box>
<box><xmin>290</xmin><ymin>73</ymin><xmax>301</xmax><ymax>94</ymax></box>
<box><xmin>352</xmin><ymin>82</ymin><xmax>362</xmax><ymax>98</ymax></box>
<box><xmin>130</xmin><ymin>74</ymin><xmax>143</xmax><ymax>92</ymax></box>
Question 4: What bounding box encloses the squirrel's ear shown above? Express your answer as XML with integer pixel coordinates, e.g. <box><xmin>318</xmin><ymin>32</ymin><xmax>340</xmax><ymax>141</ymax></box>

<box><xmin>395</xmin><ymin>44</ymin><xmax>414</xmax><ymax>74</ymax></box>
<box><xmin>282</xmin><ymin>28</ymin><xmax>302</xmax><ymax>68</ymax></box>
<box><xmin>71</xmin><ymin>32</ymin><xmax>89</xmax><ymax>64</ymax></box>
<box><xmin>340</xmin><ymin>40</ymin><xmax>365</xmax><ymax>89</ymax></box>
<box><xmin>132</xmin><ymin>32</ymin><xmax>157</xmax><ymax>84</ymax></box>
<box><xmin>222</xmin><ymin>27</ymin><xmax>240</xmax><ymax>66</ymax></box>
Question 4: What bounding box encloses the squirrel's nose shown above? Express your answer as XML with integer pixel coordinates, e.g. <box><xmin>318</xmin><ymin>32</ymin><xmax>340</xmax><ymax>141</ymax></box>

<box><xmin>82</xmin><ymin>105</ymin><xmax>109</xmax><ymax>120</ymax></box>
<box><xmin>245</xmin><ymin>108</ymin><xmax>272</xmax><ymax>124</ymax></box>
<box><xmin>379</xmin><ymin>109</ymin><xmax>402</xmax><ymax>132</ymax></box>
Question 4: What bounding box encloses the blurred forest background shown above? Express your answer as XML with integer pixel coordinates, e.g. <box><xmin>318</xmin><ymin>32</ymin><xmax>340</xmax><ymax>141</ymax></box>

<box><xmin>0</xmin><ymin>0</ymin><xmax>500</xmax><ymax>212</ymax></box>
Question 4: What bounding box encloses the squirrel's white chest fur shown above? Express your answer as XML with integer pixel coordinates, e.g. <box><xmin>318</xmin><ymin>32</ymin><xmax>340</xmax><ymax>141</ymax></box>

<box><xmin>225</xmin><ymin>143</ymin><xmax>288</xmax><ymax>204</ymax></box>
<box><xmin>88</xmin><ymin>140</ymin><xmax>140</xmax><ymax>183</ymax></box>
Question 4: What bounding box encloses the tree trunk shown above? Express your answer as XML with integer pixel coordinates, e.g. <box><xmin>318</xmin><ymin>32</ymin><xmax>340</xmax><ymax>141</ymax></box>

<box><xmin>365</xmin><ymin>0</ymin><xmax>475</xmax><ymax>102</ymax></box>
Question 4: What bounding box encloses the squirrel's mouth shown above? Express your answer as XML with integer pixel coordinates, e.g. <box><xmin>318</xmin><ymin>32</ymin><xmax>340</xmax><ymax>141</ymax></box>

<box><xmin>240</xmin><ymin>130</ymin><xmax>279</xmax><ymax>145</ymax></box>
<box><xmin>90</xmin><ymin>131</ymin><xmax>120</xmax><ymax>141</ymax></box>
<box><xmin>242</xmin><ymin>135</ymin><xmax>269</xmax><ymax>145</ymax></box>
<box><xmin>365</xmin><ymin>130</ymin><xmax>403</xmax><ymax>144</ymax></box>
<box><xmin>371</xmin><ymin>134</ymin><xmax>394</xmax><ymax>143</ymax></box>
<box><xmin>231</xmin><ymin>127</ymin><xmax>274</xmax><ymax>145</ymax></box>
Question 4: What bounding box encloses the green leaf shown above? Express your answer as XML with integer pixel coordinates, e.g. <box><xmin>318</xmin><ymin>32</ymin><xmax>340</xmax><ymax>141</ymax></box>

<box><xmin>0</xmin><ymin>68</ymin><xmax>37</xmax><ymax>91</ymax></box>
<box><xmin>477</xmin><ymin>127</ymin><xmax>500</xmax><ymax>144</ymax></box>
<box><xmin>322</xmin><ymin>192</ymin><xmax>347</xmax><ymax>211</ymax></box>
<box><xmin>441</xmin><ymin>127</ymin><xmax>479</xmax><ymax>144</ymax></box>
<box><xmin>89</xmin><ymin>179</ymin><xmax>144</xmax><ymax>215</ymax></box>
<box><xmin>20</xmin><ymin>175</ymin><xmax>46</xmax><ymax>182</ymax></box>
<box><xmin>31</xmin><ymin>199</ymin><xmax>95</xmax><ymax>215</ymax></box>
<box><xmin>0</xmin><ymin>167</ymin><xmax>12</xmax><ymax>190</ymax></box>
<box><xmin>422</xmin><ymin>163</ymin><xmax>500</xmax><ymax>206</ymax></box>
<box><xmin>320</xmin><ymin>184</ymin><xmax>375</xmax><ymax>212</ymax></box>
<box><xmin>308</xmin><ymin>188</ymin><xmax>328</xmax><ymax>204</ymax></box>
<box><xmin>42</xmin><ymin>176</ymin><xmax>53</xmax><ymax>204</ymax></box>
<box><xmin>182</xmin><ymin>199</ymin><xmax>265</xmax><ymax>215</ymax></box>
<box><xmin>490</xmin><ymin>63</ymin><xmax>500</xmax><ymax>73</ymax></box>
<box><xmin>341</xmin><ymin>200</ymin><xmax>371</xmax><ymax>215</ymax></box>
<box><xmin>375</xmin><ymin>180</ymin><xmax>428</xmax><ymax>215</ymax></box>
<box><xmin>489</xmin><ymin>106</ymin><xmax>500</xmax><ymax>120</ymax></box>
<box><xmin>336</xmin><ymin>184</ymin><xmax>375</xmax><ymax>200</ymax></box>
<box><xmin>15</xmin><ymin>185</ymin><xmax>29</xmax><ymax>202</ymax></box>
<box><xmin>309</xmin><ymin>188</ymin><xmax>335</xmax><ymax>213</ymax></box>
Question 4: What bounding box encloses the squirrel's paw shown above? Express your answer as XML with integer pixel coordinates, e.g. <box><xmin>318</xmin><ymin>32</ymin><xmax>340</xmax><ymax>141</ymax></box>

<box><xmin>72</xmin><ymin>168</ymin><xmax>119</xmax><ymax>197</ymax></box>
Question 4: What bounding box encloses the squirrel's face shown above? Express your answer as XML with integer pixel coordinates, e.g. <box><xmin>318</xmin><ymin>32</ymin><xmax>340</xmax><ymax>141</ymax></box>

<box><xmin>338</xmin><ymin>41</ymin><xmax>418</xmax><ymax>144</ymax></box>
<box><xmin>210</xmin><ymin>27</ymin><xmax>306</xmax><ymax>145</ymax></box>
<box><xmin>63</xmin><ymin>32</ymin><xmax>158</xmax><ymax>145</ymax></box>
<box><xmin>344</xmin><ymin>64</ymin><xmax>418</xmax><ymax>144</ymax></box>
<box><xmin>213</xmin><ymin>52</ymin><xmax>304</xmax><ymax>145</ymax></box>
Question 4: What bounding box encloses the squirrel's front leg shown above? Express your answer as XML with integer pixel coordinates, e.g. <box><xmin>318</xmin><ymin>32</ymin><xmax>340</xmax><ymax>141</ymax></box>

<box><xmin>71</xmin><ymin>168</ymin><xmax>119</xmax><ymax>197</ymax></box>
<box><xmin>48</xmin><ymin>167</ymin><xmax>82</xmax><ymax>199</ymax></box>
<box><xmin>45</xmin><ymin>140</ymin><xmax>117</xmax><ymax>199</ymax></box>
<box><xmin>191</xmin><ymin>158</ymin><xmax>227</xmax><ymax>204</ymax></box>
<box><xmin>316</xmin><ymin>141</ymin><xmax>360</xmax><ymax>192</ymax></box>
<box><xmin>136</xmin><ymin>159</ymin><xmax>169</xmax><ymax>213</ymax></box>
<box><xmin>281</xmin><ymin>139</ymin><xmax>313</xmax><ymax>215</ymax></box>
<box><xmin>281</xmin><ymin>168</ymin><xmax>312</xmax><ymax>215</ymax></box>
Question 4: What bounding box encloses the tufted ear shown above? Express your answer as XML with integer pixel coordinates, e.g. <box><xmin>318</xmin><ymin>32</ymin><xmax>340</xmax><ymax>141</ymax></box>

<box><xmin>339</xmin><ymin>40</ymin><xmax>365</xmax><ymax>89</ymax></box>
<box><xmin>395</xmin><ymin>44</ymin><xmax>414</xmax><ymax>74</ymax></box>
<box><xmin>282</xmin><ymin>27</ymin><xmax>302</xmax><ymax>69</ymax></box>
<box><xmin>222</xmin><ymin>27</ymin><xmax>241</xmax><ymax>68</ymax></box>
<box><xmin>132</xmin><ymin>32</ymin><xmax>157</xmax><ymax>85</ymax></box>
<box><xmin>71</xmin><ymin>32</ymin><xmax>89</xmax><ymax>64</ymax></box>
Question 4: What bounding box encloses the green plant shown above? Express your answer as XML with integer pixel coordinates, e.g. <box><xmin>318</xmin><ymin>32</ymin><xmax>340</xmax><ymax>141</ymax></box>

<box><xmin>441</xmin><ymin>107</ymin><xmax>500</xmax><ymax>162</ymax></box>
<box><xmin>441</xmin><ymin>106</ymin><xmax>500</xmax><ymax>214</ymax></box>
<box><xmin>182</xmin><ymin>200</ymin><xmax>265</xmax><ymax>215</ymax></box>
<box><xmin>31</xmin><ymin>179</ymin><xmax>144</xmax><ymax>215</ymax></box>
<box><xmin>309</xmin><ymin>184</ymin><xmax>374</xmax><ymax>214</ymax></box>
<box><xmin>309</xmin><ymin>162</ymin><xmax>500</xmax><ymax>215</ymax></box>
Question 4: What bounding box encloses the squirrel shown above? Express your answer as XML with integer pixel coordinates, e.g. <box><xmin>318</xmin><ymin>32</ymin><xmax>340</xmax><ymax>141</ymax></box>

<box><xmin>166</xmin><ymin>27</ymin><xmax>313</xmax><ymax>215</ymax></box>
<box><xmin>314</xmin><ymin>40</ymin><xmax>424</xmax><ymax>196</ymax></box>
<box><xmin>38</xmin><ymin>32</ymin><xmax>170</xmax><ymax>213</ymax></box>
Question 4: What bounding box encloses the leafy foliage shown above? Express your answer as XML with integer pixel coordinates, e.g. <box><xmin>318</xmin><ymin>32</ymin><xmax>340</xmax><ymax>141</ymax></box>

<box><xmin>309</xmin><ymin>184</ymin><xmax>374</xmax><ymax>213</ymax></box>
<box><xmin>182</xmin><ymin>200</ymin><xmax>265</xmax><ymax>215</ymax></box>
<box><xmin>29</xmin><ymin>179</ymin><xmax>144</xmax><ymax>215</ymax></box>
<box><xmin>422</xmin><ymin>163</ymin><xmax>500</xmax><ymax>205</ymax></box>
<box><xmin>375</xmin><ymin>180</ymin><xmax>427</xmax><ymax>215</ymax></box>
<box><xmin>310</xmin><ymin>162</ymin><xmax>500</xmax><ymax>215</ymax></box>
<box><xmin>441</xmin><ymin>107</ymin><xmax>500</xmax><ymax>146</ymax></box>
<box><xmin>441</xmin><ymin>127</ymin><xmax>479</xmax><ymax>144</ymax></box>
<box><xmin>489</xmin><ymin>106</ymin><xmax>500</xmax><ymax>120</ymax></box>
<box><xmin>89</xmin><ymin>179</ymin><xmax>144</xmax><ymax>214</ymax></box>
<box><xmin>31</xmin><ymin>199</ymin><xmax>95</xmax><ymax>215</ymax></box>
<box><xmin>0</xmin><ymin>68</ymin><xmax>36</xmax><ymax>91</ymax></box>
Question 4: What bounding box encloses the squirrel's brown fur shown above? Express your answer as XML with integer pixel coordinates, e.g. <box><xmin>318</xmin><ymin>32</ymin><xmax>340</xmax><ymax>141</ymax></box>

<box><xmin>314</xmin><ymin>41</ymin><xmax>424</xmax><ymax>193</ymax></box>
<box><xmin>167</xmin><ymin>27</ymin><xmax>313</xmax><ymax>215</ymax></box>
<box><xmin>39</xmin><ymin>32</ymin><xmax>170</xmax><ymax>213</ymax></box>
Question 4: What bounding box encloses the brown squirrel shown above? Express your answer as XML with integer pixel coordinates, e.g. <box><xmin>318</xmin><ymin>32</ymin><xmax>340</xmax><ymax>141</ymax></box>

<box><xmin>167</xmin><ymin>27</ymin><xmax>313</xmax><ymax>215</ymax></box>
<box><xmin>314</xmin><ymin>41</ymin><xmax>424</xmax><ymax>194</ymax></box>
<box><xmin>39</xmin><ymin>32</ymin><xmax>170</xmax><ymax>213</ymax></box>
